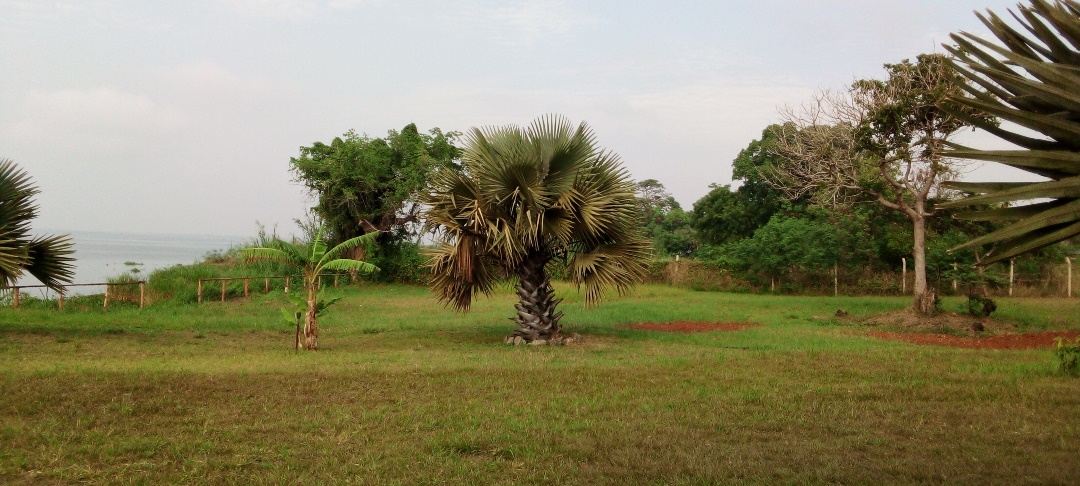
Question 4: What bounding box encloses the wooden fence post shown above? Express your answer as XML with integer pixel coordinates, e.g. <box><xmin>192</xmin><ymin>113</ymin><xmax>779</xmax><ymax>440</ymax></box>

<box><xmin>220</xmin><ymin>280</ymin><xmax>226</xmax><ymax>302</ymax></box>
<box><xmin>1009</xmin><ymin>259</ymin><xmax>1015</xmax><ymax>297</ymax></box>
<box><xmin>833</xmin><ymin>262</ymin><xmax>839</xmax><ymax>297</ymax></box>
<box><xmin>139</xmin><ymin>282</ymin><xmax>145</xmax><ymax>310</ymax></box>
<box><xmin>103</xmin><ymin>284</ymin><xmax>109</xmax><ymax>310</ymax></box>
<box><xmin>902</xmin><ymin>258</ymin><xmax>907</xmax><ymax>295</ymax></box>
<box><xmin>244</xmin><ymin>279</ymin><xmax>250</xmax><ymax>298</ymax></box>
<box><xmin>197</xmin><ymin>279</ymin><xmax>203</xmax><ymax>304</ymax></box>
<box><xmin>952</xmin><ymin>262</ymin><xmax>958</xmax><ymax>292</ymax></box>
<box><xmin>265</xmin><ymin>277</ymin><xmax>270</xmax><ymax>294</ymax></box>
<box><xmin>1068</xmin><ymin>256</ymin><xmax>1073</xmax><ymax>298</ymax></box>
<box><xmin>285</xmin><ymin>276</ymin><xmax>290</xmax><ymax>293</ymax></box>
<box><xmin>334</xmin><ymin>275</ymin><xmax>339</xmax><ymax>288</ymax></box>
<box><xmin>13</xmin><ymin>287</ymin><xmax>19</xmax><ymax>309</ymax></box>
<box><xmin>58</xmin><ymin>289</ymin><xmax>64</xmax><ymax>311</ymax></box>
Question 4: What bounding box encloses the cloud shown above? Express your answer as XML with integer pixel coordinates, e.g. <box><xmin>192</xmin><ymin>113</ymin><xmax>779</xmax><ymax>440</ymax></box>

<box><xmin>220</xmin><ymin>0</ymin><xmax>314</xmax><ymax>19</ymax></box>
<box><xmin>4</xmin><ymin>88</ymin><xmax>187</xmax><ymax>156</ymax></box>
<box><xmin>219</xmin><ymin>0</ymin><xmax>379</xmax><ymax>20</ymax></box>
<box><xmin>327</xmin><ymin>0</ymin><xmax>381</xmax><ymax>9</ymax></box>
<box><xmin>457</xmin><ymin>0</ymin><xmax>597</xmax><ymax>46</ymax></box>
<box><xmin>625</xmin><ymin>83</ymin><xmax>813</xmax><ymax>142</ymax></box>
<box><xmin>160</xmin><ymin>60</ymin><xmax>272</xmax><ymax>100</ymax></box>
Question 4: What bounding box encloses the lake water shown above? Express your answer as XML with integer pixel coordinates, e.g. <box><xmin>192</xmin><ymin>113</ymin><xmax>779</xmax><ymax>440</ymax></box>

<box><xmin>14</xmin><ymin>231</ymin><xmax>243</xmax><ymax>295</ymax></box>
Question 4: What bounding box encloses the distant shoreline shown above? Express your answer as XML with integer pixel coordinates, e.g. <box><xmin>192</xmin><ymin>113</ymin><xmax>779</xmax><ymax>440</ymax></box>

<box><xmin>12</xmin><ymin>231</ymin><xmax>245</xmax><ymax>292</ymax></box>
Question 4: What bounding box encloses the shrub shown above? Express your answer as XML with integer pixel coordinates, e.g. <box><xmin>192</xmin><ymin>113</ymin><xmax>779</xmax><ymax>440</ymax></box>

<box><xmin>368</xmin><ymin>242</ymin><xmax>427</xmax><ymax>284</ymax></box>
<box><xmin>1055</xmin><ymin>337</ymin><xmax>1080</xmax><ymax>377</ymax></box>
<box><xmin>105</xmin><ymin>272</ymin><xmax>143</xmax><ymax>303</ymax></box>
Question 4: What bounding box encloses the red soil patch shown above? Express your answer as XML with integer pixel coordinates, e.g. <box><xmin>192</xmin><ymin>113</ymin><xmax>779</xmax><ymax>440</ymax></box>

<box><xmin>621</xmin><ymin>321</ymin><xmax>762</xmax><ymax>333</ymax></box>
<box><xmin>856</xmin><ymin>308</ymin><xmax>1079</xmax><ymax>349</ymax></box>
<box><xmin>866</xmin><ymin>330</ymin><xmax>1080</xmax><ymax>350</ymax></box>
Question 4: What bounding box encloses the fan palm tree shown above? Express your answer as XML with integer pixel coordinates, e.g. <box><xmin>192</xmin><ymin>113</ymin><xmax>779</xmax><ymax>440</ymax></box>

<box><xmin>421</xmin><ymin>115</ymin><xmax>651</xmax><ymax>344</ymax></box>
<box><xmin>241</xmin><ymin>228</ymin><xmax>379</xmax><ymax>350</ymax></box>
<box><xmin>939</xmin><ymin>0</ymin><xmax>1080</xmax><ymax>263</ymax></box>
<box><xmin>0</xmin><ymin>159</ymin><xmax>75</xmax><ymax>290</ymax></box>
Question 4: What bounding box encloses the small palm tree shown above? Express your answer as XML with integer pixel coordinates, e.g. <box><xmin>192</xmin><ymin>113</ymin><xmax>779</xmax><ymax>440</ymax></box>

<box><xmin>242</xmin><ymin>229</ymin><xmax>379</xmax><ymax>350</ymax></box>
<box><xmin>940</xmin><ymin>0</ymin><xmax>1080</xmax><ymax>263</ymax></box>
<box><xmin>0</xmin><ymin>159</ymin><xmax>75</xmax><ymax>290</ymax></box>
<box><xmin>422</xmin><ymin>115</ymin><xmax>651</xmax><ymax>344</ymax></box>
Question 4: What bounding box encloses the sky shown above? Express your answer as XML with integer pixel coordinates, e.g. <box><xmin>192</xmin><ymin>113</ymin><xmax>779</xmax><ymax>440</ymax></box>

<box><xmin>0</xmin><ymin>0</ymin><xmax>1035</xmax><ymax>238</ymax></box>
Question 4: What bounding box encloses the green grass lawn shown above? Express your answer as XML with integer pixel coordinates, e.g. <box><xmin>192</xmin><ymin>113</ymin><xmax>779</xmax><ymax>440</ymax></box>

<box><xmin>1</xmin><ymin>284</ymin><xmax>1078</xmax><ymax>484</ymax></box>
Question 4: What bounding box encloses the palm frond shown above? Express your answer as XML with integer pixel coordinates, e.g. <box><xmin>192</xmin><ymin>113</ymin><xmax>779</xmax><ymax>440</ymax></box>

<box><xmin>942</xmin><ymin>0</ymin><xmax>1080</xmax><ymax>263</ymax></box>
<box><xmin>322</xmin><ymin>231</ymin><xmax>379</xmax><ymax>263</ymax></box>
<box><xmin>0</xmin><ymin>233</ymin><xmax>29</xmax><ymax>287</ymax></box>
<box><xmin>24</xmin><ymin>234</ymin><xmax>75</xmax><ymax>290</ymax></box>
<box><xmin>309</xmin><ymin>228</ymin><xmax>328</xmax><ymax>263</ymax></box>
<box><xmin>568</xmin><ymin>237</ymin><xmax>652</xmax><ymax>306</ymax></box>
<box><xmin>424</xmin><ymin>238</ymin><xmax>498</xmax><ymax>311</ymax></box>
<box><xmin>0</xmin><ymin>159</ymin><xmax>75</xmax><ymax>288</ymax></box>
<box><xmin>320</xmin><ymin>259</ymin><xmax>379</xmax><ymax>275</ymax></box>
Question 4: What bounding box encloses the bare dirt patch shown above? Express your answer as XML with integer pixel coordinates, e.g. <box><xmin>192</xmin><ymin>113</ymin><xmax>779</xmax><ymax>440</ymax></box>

<box><xmin>620</xmin><ymin>321</ymin><xmax>762</xmax><ymax>333</ymax></box>
<box><xmin>856</xmin><ymin>309</ymin><xmax>1079</xmax><ymax>349</ymax></box>
<box><xmin>862</xmin><ymin>309</ymin><xmax>1018</xmax><ymax>334</ymax></box>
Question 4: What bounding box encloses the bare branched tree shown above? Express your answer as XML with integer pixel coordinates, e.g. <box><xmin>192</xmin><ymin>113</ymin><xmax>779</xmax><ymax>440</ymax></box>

<box><xmin>765</xmin><ymin>53</ymin><xmax>990</xmax><ymax>314</ymax></box>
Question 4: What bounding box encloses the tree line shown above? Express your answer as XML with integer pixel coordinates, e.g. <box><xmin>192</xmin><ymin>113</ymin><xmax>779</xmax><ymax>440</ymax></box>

<box><xmin>4</xmin><ymin>0</ymin><xmax>1078</xmax><ymax>345</ymax></box>
<box><xmin>278</xmin><ymin>1</ymin><xmax>1079</xmax><ymax>321</ymax></box>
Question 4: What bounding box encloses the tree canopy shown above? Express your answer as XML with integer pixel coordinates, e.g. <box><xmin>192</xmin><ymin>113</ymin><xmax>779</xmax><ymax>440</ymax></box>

<box><xmin>766</xmin><ymin>53</ymin><xmax>990</xmax><ymax>313</ymax></box>
<box><xmin>290</xmin><ymin>124</ymin><xmax>460</xmax><ymax>245</ymax></box>
<box><xmin>692</xmin><ymin>125</ymin><xmax>791</xmax><ymax>246</ymax></box>
<box><xmin>635</xmin><ymin>179</ymin><xmax>694</xmax><ymax>256</ymax></box>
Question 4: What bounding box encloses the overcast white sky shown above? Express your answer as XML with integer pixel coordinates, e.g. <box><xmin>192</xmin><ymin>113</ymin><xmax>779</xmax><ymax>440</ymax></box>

<box><xmin>1</xmin><ymin>0</ymin><xmax>1032</xmax><ymax>238</ymax></box>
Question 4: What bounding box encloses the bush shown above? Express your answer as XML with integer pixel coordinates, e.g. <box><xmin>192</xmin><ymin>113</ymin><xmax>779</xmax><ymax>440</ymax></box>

<box><xmin>1055</xmin><ymin>337</ymin><xmax>1080</xmax><ymax>376</ymax></box>
<box><xmin>368</xmin><ymin>242</ymin><xmax>427</xmax><ymax>284</ymax></box>
<box><xmin>105</xmin><ymin>272</ymin><xmax>143</xmax><ymax>303</ymax></box>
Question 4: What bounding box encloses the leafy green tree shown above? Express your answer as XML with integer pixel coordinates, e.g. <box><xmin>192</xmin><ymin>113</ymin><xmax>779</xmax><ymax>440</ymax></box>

<box><xmin>290</xmin><ymin>124</ymin><xmax>460</xmax><ymax>246</ymax></box>
<box><xmin>768</xmin><ymin>54</ymin><xmax>991</xmax><ymax>314</ymax></box>
<box><xmin>242</xmin><ymin>229</ymin><xmax>379</xmax><ymax>351</ymax></box>
<box><xmin>719</xmin><ymin>215</ymin><xmax>839</xmax><ymax>290</ymax></box>
<box><xmin>0</xmin><ymin>159</ymin><xmax>75</xmax><ymax>290</ymax></box>
<box><xmin>635</xmin><ymin>179</ymin><xmax>694</xmax><ymax>255</ymax></box>
<box><xmin>940</xmin><ymin>0</ymin><xmax>1080</xmax><ymax>263</ymax></box>
<box><xmin>651</xmin><ymin>206</ymin><xmax>695</xmax><ymax>256</ymax></box>
<box><xmin>422</xmin><ymin>115</ymin><xmax>651</xmax><ymax>344</ymax></box>
<box><xmin>691</xmin><ymin>185</ymin><xmax>763</xmax><ymax>246</ymax></box>
<box><xmin>692</xmin><ymin>126</ymin><xmax>790</xmax><ymax>246</ymax></box>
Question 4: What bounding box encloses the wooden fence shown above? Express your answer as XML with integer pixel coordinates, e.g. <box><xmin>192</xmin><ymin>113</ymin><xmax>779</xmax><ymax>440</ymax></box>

<box><xmin>659</xmin><ymin>256</ymin><xmax>1078</xmax><ymax>298</ymax></box>
<box><xmin>196</xmin><ymin>274</ymin><xmax>350</xmax><ymax>303</ymax></box>
<box><xmin>1</xmin><ymin>281</ymin><xmax>146</xmax><ymax>310</ymax></box>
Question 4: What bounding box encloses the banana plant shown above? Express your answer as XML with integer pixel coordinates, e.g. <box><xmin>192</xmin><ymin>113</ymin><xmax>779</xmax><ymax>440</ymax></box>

<box><xmin>279</xmin><ymin>290</ymin><xmax>344</xmax><ymax>353</ymax></box>
<box><xmin>940</xmin><ymin>0</ymin><xmax>1080</xmax><ymax>264</ymax></box>
<box><xmin>242</xmin><ymin>228</ymin><xmax>379</xmax><ymax>351</ymax></box>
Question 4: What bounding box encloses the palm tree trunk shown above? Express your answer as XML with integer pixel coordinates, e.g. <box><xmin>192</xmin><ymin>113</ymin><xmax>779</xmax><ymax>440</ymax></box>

<box><xmin>510</xmin><ymin>251</ymin><xmax>563</xmax><ymax>343</ymax></box>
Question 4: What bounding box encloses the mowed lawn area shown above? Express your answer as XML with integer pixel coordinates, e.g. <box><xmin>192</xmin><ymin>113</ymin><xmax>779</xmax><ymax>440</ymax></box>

<box><xmin>1</xmin><ymin>284</ymin><xmax>1078</xmax><ymax>484</ymax></box>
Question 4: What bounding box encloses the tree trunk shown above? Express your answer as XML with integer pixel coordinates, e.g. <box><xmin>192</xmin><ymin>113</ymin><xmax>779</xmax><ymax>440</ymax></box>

<box><xmin>304</xmin><ymin>283</ymin><xmax>319</xmax><ymax>350</ymax></box>
<box><xmin>911</xmin><ymin>213</ymin><xmax>935</xmax><ymax>315</ymax></box>
<box><xmin>509</xmin><ymin>251</ymin><xmax>563</xmax><ymax>343</ymax></box>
